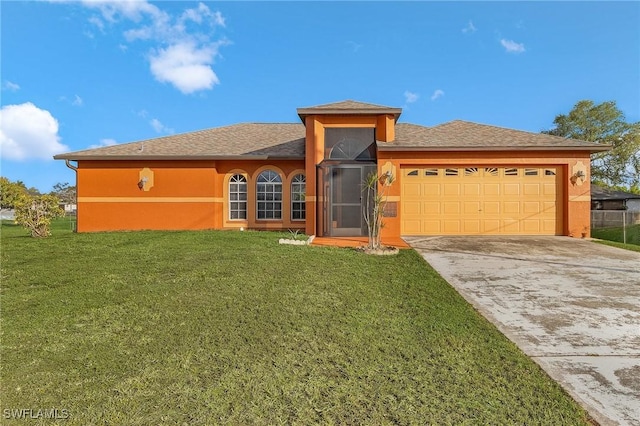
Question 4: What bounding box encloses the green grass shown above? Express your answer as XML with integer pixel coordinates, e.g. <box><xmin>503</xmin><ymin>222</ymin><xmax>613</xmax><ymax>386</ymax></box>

<box><xmin>1</xmin><ymin>219</ymin><xmax>591</xmax><ymax>424</ymax></box>
<box><xmin>593</xmin><ymin>239</ymin><xmax>640</xmax><ymax>253</ymax></box>
<box><xmin>591</xmin><ymin>224</ymin><xmax>640</xmax><ymax>247</ymax></box>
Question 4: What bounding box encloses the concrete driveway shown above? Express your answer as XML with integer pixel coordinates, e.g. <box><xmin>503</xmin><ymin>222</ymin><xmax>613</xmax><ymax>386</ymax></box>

<box><xmin>404</xmin><ymin>236</ymin><xmax>640</xmax><ymax>426</ymax></box>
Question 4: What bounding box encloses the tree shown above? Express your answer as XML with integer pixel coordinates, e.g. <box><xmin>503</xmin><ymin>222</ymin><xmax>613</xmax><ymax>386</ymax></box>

<box><xmin>362</xmin><ymin>171</ymin><xmax>394</xmax><ymax>250</ymax></box>
<box><xmin>14</xmin><ymin>194</ymin><xmax>64</xmax><ymax>237</ymax></box>
<box><xmin>51</xmin><ymin>182</ymin><xmax>76</xmax><ymax>204</ymax></box>
<box><xmin>0</xmin><ymin>177</ymin><xmax>27</xmax><ymax>210</ymax></box>
<box><xmin>543</xmin><ymin>100</ymin><xmax>640</xmax><ymax>191</ymax></box>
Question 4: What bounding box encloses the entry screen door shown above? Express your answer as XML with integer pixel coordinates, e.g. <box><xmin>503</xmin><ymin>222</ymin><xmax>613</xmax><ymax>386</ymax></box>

<box><xmin>329</xmin><ymin>165</ymin><xmax>376</xmax><ymax>237</ymax></box>
<box><xmin>330</xmin><ymin>166</ymin><xmax>365</xmax><ymax>236</ymax></box>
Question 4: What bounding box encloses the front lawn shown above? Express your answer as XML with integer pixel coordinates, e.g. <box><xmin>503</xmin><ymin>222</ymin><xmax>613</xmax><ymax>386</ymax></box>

<box><xmin>1</xmin><ymin>220</ymin><xmax>591</xmax><ymax>424</ymax></box>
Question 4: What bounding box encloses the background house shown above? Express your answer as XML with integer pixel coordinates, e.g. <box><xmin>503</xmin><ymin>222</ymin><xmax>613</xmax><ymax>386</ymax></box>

<box><xmin>591</xmin><ymin>184</ymin><xmax>640</xmax><ymax>212</ymax></box>
<box><xmin>591</xmin><ymin>184</ymin><xmax>640</xmax><ymax>228</ymax></box>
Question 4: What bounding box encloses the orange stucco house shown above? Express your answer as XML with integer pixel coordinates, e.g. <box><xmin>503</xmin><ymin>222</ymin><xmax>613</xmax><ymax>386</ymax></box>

<box><xmin>54</xmin><ymin>100</ymin><xmax>608</xmax><ymax>239</ymax></box>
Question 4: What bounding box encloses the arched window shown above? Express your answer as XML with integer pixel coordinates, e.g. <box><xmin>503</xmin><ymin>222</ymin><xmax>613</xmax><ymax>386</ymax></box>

<box><xmin>229</xmin><ymin>174</ymin><xmax>247</xmax><ymax>220</ymax></box>
<box><xmin>256</xmin><ymin>170</ymin><xmax>282</xmax><ymax>220</ymax></box>
<box><xmin>291</xmin><ymin>174</ymin><xmax>306</xmax><ymax>220</ymax></box>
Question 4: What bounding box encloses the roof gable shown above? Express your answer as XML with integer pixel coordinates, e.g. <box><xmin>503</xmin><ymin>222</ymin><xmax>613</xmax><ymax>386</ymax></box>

<box><xmin>297</xmin><ymin>99</ymin><xmax>402</xmax><ymax>122</ymax></box>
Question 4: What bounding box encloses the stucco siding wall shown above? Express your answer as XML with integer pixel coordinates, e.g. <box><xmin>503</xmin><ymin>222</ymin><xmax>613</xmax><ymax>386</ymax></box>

<box><xmin>76</xmin><ymin>159</ymin><xmax>305</xmax><ymax>232</ymax></box>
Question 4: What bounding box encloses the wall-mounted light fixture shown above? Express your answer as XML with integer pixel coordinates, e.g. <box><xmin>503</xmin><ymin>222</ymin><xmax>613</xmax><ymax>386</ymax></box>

<box><xmin>570</xmin><ymin>169</ymin><xmax>586</xmax><ymax>186</ymax></box>
<box><xmin>138</xmin><ymin>177</ymin><xmax>148</xmax><ymax>190</ymax></box>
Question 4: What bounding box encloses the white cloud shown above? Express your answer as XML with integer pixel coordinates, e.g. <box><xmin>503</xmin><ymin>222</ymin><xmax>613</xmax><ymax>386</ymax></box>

<box><xmin>72</xmin><ymin>95</ymin><xmax>83</xmax><ymax>106</ymax></box>
<box><xmin>149</xmin><ymin>118</ymin><xmax>173</xmax><ymax>134</ymax></box>
<box><xmin>180</xmin><ymin>3</ymin><xmax>225</xmax><ymax>27</ymax></box>
<box><xmin>0</xmin><ymin>103</ymin><xmax>69</xmax><ymax>161</ymax></box>
<box><xmin>66</xmin><ymin>0</ymin><xmax>228</xmax><ymax>94</ymax></box>
<box><xmin>430</xmin><ymin>89</ymin><xmax>445</xmax><ymax>101</ymax></box>
<box><xmin>88</xmin><ymin>15</ymin><xmax>105</xmax><ymax>32</ymax></box>
<box><xmin>149</xmin><ymin>42</ymin><xmax>221</xmax><ymax>94</ymax></box>
<box><xmin>89</xmin><ymin>138</ymin><xmax>118</xmax><ymax>149</ymax></box>
<box><xmin>500</xmin><ymin>39</ymin><xmax>525</xmax><ymax>53</ymax></box>
<box><xmin>80</xmin><ymin>0</ymin><xmax>164</xmax><ymax>23</ymax></box>
<box><xmin>404</xmin><ymin>91</ymin><xmax>419</xmax><ymax>104</ymax></box>
<box><xmin>462</xmin><ymin>21</ymin><xmax>477</xmax><ymax>34</ymax></box>
<box><xmin>3</xmin><ymin>81</ymin><xmax>20</xmax><ymax>91</ymax></box>
<box><xmin>346</xmin><ymin>41</ymin><xmax>362</xmax><ymax>52</ymax></box>
<box><xmin>212</xmin><ymin>11</ymin><xmax>225</xmax><ymax>27</ymax></box>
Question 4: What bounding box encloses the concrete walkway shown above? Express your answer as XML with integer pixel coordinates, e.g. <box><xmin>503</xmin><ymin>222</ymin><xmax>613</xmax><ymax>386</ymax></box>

<box><xmin>404</xmin><ymin>236</ymin><xmax>640</xmax><ymax>426</ymax></box>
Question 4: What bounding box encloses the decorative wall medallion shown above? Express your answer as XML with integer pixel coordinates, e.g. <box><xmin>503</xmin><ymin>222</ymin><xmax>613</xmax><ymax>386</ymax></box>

<box><xmin>138</xmin><ymin>167</ymin><xmax>154</xmax><ymax>191</ymax></box>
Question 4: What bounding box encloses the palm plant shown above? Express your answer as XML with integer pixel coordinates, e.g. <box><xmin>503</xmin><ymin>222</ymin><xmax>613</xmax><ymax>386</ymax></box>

<box><xmin>362</xmin><ymin>171</ymin><xmax>394</xmax><ymax>250</ymax></box>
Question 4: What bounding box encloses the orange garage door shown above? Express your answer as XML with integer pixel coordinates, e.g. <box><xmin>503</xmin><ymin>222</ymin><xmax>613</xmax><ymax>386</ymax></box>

<box><xmin>401</xmin><ymin>166</ymin><xmax>563</xmax><ymax>235</ymax></box>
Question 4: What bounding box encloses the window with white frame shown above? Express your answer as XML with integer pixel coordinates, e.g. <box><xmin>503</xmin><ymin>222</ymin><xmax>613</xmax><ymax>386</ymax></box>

<box><xmin>229</xmin><ymin>174</ymin><xmax>247</xmax><ymax>220</ymax></box>
<box><xmin>291</xmin><ymin>174</ymin><xmax>306</xmax><ymax>220</ymax></box>
<box><xmin>256</xmin><ymin>170</ymin><xmax>282</xmax><ymax>220</ymax></box>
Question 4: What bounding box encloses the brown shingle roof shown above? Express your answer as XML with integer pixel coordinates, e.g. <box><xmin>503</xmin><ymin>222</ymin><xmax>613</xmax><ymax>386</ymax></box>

<box><xmin>385</xmin><ymin>120</ymin><xmax>609</xmax><ymax>151</ymax></box>
<box><xmin>54</xmin><ymin>118</ymin><xmax>609</xmax><ymax>161</ymax></box>
<box><xmin>54</xmin><ymin>123</ymin><xmax>306</xmax><ymax>160</ymax></box>
<box><xmin>297</xmin><ymin>100</ymin><xmax>402</xmax><ymax>122</ymax></box>
<box><xmin>591</xmin><ymin>184</ymin><xmax>640</xmax><ymax>201</ymax></box>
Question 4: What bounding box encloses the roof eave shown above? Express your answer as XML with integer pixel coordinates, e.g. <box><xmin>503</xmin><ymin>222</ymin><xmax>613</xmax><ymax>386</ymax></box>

<box><xmin>297</xmin><ymin>108</ymin><xmax>402</xmax><ymax>123</ymax></box>
<box><xmin>377</xmin><ymin>145</ymin><xmax>611</xmax><ymax>153</ymax></box>
<box><xmin>54</xmin><ymin>154</ymin><xmax>305</xmax><ymax>161</ymax></box>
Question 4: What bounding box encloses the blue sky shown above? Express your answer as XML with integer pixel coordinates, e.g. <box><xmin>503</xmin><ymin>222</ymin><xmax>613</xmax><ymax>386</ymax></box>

<box><xmin>1</xmin><ymin>1</ymin><xmax>639</xmax><ymax>192</ymax></box>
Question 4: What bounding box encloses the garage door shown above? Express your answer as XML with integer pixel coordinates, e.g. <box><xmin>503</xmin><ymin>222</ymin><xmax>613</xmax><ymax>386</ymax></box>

<box><xmin>401</xmin><ymin>166</ymin><xmax>562</xmax><ymax>235</ymax></box>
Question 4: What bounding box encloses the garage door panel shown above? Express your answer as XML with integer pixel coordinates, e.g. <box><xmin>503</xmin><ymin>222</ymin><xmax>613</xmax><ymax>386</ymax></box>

<box><xmin>483</xmin><ymin>220</ymin><xmax>501</xmax><ymax>233</ymax></box>
<box><xmin>524</xmin><ymin>184</ymin><xmax>541</xmax><ymax>195</ymax></box>
<box><xmin>483</xmin><ymin>201</ymin><xmax>500</xmax><ymax>214</ymax></box>
<box><xmin>542</xmin><ymin>219</ymin><xmax>557</xmax><ymax>232</ymax></box>
<box><xmin>401</xmin><ymin>166</ymin><xmax>561</xmax><ymax>236</ymax></box>
<box><xmin>443</xmin><ymin>184</ymin><xmax>460</xmax><ymax>196</ymax></box>
<box><xmin>403</xmin><ymin>220</ymin><xmax>422</xmax><ymax>234</ymax></box>
<box><xmin>523</xmin><ymin>201</ymin><xmax>541</xmax><ymax>213</ymax></box>
<box><xmin>443</xmin><ymin>202</ymin><xmax>461</xmax><ymax>214</ymax></box>
<box><xmin>504</xmin><ymin>201</ymin><xmax>520</xmax><ymax>214</ymax></box>
<box><xmin>402</xmin><ymin>201</ymin><xmax>421</xmax><ymax>215</ymax></box>
<box><xmin>504</xmin><ymin>184</ymin><xmax>520</xmax><ymax>195</ymax></box>
<box><xmin>443</xmin><ymin>221</ymin><xmax>461</xmax><ymax>233</ymax></box>
<box><xmin>502</xmin><ymin>219</ymin><xmax>520</xmax><ymax>233</ymax></box>
<box><xmin>423</xmin><ymin>183</ymin><xmax>440</xmax><ymax>196</ymax></box>
<box><xmin>463</xmin><ymin>221</ymin><xmax>481</xmax><ymax>233</ymax></box>
<box><xmin>423</xmin><ymin>220</ymin><xmax>441</xmax><ymax>234</ymax></box>
<box><xmin>423</xmin><ymin>202</ymin><xmax>440</xmax><ymax>214</ymax></box>
<box><xmin>484</xmin><ymin>183</ymin><xmax>500</xmax><ymax>196</ymax></box>
<box><xmin>463</xmin><ymin>183</ymin><xmax>481</xmax><ymax>196</ymax></box>
<box><xmin>403</xmin><ymin>183</ymin><xmax>421</xmax><ymax>197</ymax></box>
<box><xmin>543</xmin><ymin>183</ymin><xmax>556</xmax><ymax>195</ymax></box>
<box><xmin>522</xmin><ymin>220</ymin><xmax>541</xmax><ymax>233</ymax></box>
<box><xmin>464</xmin><ymin>202</ymin><xmax>481</xmax><ymax>214</ymax></box>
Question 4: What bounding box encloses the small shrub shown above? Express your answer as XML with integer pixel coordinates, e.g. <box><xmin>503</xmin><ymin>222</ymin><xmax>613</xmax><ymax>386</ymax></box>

<box><xmin>14</xmin><ymin>194</ymin><xmax>64</xmax><ymax>237</ymax></box>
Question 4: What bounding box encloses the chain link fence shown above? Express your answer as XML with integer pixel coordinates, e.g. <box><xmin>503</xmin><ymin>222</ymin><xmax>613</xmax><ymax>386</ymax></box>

<box><xmin>591</xmin><ymin>210</ymin><xmax>640</xmax><ymax>245</ymax></box>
